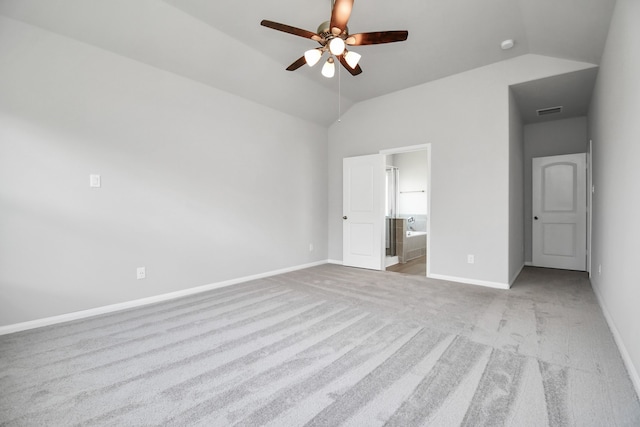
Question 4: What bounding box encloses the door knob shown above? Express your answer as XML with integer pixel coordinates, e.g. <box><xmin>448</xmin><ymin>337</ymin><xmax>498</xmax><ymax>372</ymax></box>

<box><xmin>534</xmin><ymin>216</ymin><xmax>539</xmax><ymax>220</ymax></box>
<box><xmin>343</xmin><ymin>216</ymin><xmax>348</xmax><ymax>220</ymax></box>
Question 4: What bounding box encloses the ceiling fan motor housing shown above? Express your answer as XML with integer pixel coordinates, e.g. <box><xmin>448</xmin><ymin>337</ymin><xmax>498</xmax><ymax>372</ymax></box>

<box><xmin>318</xmin><ymin>21</ymin><xmax>348</xmax><ymax>42</ymax></box>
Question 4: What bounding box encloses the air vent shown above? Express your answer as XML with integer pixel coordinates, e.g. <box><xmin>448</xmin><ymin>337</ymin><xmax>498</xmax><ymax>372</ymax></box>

<box><xmin>536</xmin><ymin>106</ymin><xmax>563</xmax><ymax>116</ymax></box>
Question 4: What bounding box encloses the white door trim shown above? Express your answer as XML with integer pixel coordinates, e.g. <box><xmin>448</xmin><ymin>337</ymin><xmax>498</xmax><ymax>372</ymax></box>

<box><xmin>587</xmin><ymin>140</ymin><xmax>593</xmax><ymax>277</ymax></box>
<box><xmin>379</xmin><ymin>144</ymin><xmax>430</xmax><ymax>155</ymax></box>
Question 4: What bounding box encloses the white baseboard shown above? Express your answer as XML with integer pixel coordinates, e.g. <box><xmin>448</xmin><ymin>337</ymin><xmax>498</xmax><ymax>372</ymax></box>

<box><xmin>524</xmin><ymin>261</ymin><xmax>534</xmax><ymax>266</ymax></box>
<box><xmin>0</xmin><ymin>260</ymin><xmax>329</xmax><ymax>336</ymax></box>
<box><xmin>427</xmin><ymin>273</ymin><xmax>510</xmax><ymax>290</ymax></box>
<box><xmin>385</xmin><ymin>256</ymin><xmax>399</xmax><ymax>267</ymax></box>
<box><xmin>330</xmin><ymin>260</ymin><xmax>509</xmax><ymax>289</ymax></box>
<box><xmin>591</xmin><ymin>282</ymin><xmax>640</xmax><ymax>398</ymax></box>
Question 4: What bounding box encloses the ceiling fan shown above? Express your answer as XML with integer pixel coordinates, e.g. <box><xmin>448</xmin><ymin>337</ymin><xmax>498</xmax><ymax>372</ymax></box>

<box><xmin>260</xmin><ymin>0</ymin><xmax>408</xmax><ymax>78</ymax></box>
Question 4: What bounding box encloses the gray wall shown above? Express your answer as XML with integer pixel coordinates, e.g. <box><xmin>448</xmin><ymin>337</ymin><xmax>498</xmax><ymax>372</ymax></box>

<box><xmin>523</xmin><ymin>117</ymin><xmax>588</xmax><ymax>262</ymax></box>
<box><xmin>588</xmin><ymin>0</ymin><xmax>640</xmax><ymax>392</ymax></box>
<box><xmin>0</xmin><ymin>17</ymin><xmax>328</xmax><ymax>326</ymax></box>
<box><xmin>328</xmin><ymin>54</ymin><xmax>597</xmax><ymax>287</ymax></box>
<box><xmin>508</xmin><ymin>90</ymin><xmax>525</xmax><ymax>283</ymax></box>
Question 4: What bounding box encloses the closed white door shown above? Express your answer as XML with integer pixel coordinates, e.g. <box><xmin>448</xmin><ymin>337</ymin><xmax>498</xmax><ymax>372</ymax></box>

<box><xmin>532</xmin><ymin>153</ymin><xmax>587</xmax><ymax>271</ymax></box>
<box><xmin>343</xmin><ymin>154</ymin><xmax>384</xmax><ymax>270</ymax></box>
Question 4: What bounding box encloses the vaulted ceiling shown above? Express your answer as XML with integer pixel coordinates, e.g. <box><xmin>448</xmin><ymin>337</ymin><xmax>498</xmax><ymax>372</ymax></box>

<box><xmin>0</xmin><ymin>0</ymin><xmax>616</xmax><ymax>125</ymax></box>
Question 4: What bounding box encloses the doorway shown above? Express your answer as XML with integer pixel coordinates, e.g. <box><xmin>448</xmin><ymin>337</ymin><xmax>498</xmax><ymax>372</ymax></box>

<box><xmin>342</xmin><ymin>144</ymin><xmax>430</xmax><ymax>275</ymax></box>
<box><xmin>382</xmin><ymin>145</ymin><xmax>430</xmax><ymax>276</ymax></box>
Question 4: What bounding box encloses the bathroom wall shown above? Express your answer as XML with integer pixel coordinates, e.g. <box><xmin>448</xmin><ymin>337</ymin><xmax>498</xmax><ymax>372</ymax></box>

<box><xmin>389</xmin><ymin>150</ymin><xmax>428</xmax><ymax>232</ymax></box>
<box><xmin>393</xmin><ymin>151</ymin><xmax>429</xmax><ymax>217</ymax></box>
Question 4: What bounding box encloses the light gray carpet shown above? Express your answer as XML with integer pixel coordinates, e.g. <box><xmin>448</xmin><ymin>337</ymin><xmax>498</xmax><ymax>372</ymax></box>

<box><xmin>1</xmin><ymin>265</ymin><xmax>639</xmax><ymax>426</ymax></box>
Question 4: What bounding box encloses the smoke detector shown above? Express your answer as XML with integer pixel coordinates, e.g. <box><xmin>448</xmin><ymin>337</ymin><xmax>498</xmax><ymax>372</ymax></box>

<box><xmin>501</xmin><ymin>39</ymin><xmax>515</xmax><ymax>50</ymax></box>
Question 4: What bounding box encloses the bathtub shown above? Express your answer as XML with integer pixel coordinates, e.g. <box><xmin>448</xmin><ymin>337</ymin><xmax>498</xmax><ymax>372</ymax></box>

<box><xmin>403</xmin><ymin>230</ymin><xmax>427</xmax><ymax>262</ymax></box>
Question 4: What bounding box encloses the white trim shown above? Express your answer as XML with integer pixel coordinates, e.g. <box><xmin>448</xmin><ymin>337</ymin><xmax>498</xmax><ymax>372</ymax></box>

<box><xmin>428</xmin><ymin>273</ymin><xmax>510</xmax><ymax>290</ymax></box>
<box><xmin>591</xmin><ymin>283</ymin><xmax>640</xmax><ymax>398</ymax></box>
<box><xmin>385</xmin><ymin>256</ymin><xmax>399</xmax><ymax>267</ymax></box>
<box><xmin>327</xmin><ymin>259</ymin><xmax>344</xmax><ymax>265</ymax></box>
<box><xmin>0</xmin><ymin>260</ymin><xmax>329</xmax><ymax>336</ymax></box>
<box><xmin>379</xmin><ymin>144</ymin><xmax>429</xmax><ymax>155</ymax></box>
<box><xmin>509</xmin><ymin>263</ymin><xmax>525</xmax><ymax>286</ymax></box>
<box><xmin>587</xmin><ymin>139</ymin><xmax>593</xmax><ymax>278</ymax></box>
<box><xmin>524</xmin><ymin>261</ymin><xmax>534</xmax><ymax>266</ymax></box>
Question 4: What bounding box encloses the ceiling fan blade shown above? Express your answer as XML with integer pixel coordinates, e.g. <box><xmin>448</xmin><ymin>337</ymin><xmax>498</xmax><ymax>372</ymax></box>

<box><xmin>338</xmin><ymin>55</ymin><xmax>363</xmax><ymax>76</ymax></box>
<box><xmin>286</xmin><ymin>56</ymin><xmax>307</xmax><ymax>71</ymax></box>
<box><xmin>330</xmin><ymin>0</ymin><xmax>354</xmax><ymax>35</ymax></box>
<box><xmin>261</xmin><ymin>20</ymin><xmax>321</xmax><ymax>41</ymax></box>
<box><xmin>346</xmin><ymin>31</ymin><xmax>408</xmax><ymax>46</ymax></box>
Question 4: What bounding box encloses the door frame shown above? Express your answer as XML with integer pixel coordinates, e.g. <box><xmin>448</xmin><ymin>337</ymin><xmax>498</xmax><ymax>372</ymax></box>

<box><xmin>379</xmin><ymin>144</ymin><xmax>431</xmax><ymax>276</ymax></box>
<box><xmin>587</xmin><ymin>140</ymin><xmax>593</xmax><ymax>277</ymax></box>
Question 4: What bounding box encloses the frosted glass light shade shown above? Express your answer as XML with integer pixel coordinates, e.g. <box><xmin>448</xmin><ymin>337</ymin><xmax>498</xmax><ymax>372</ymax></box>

<box><xmin>304</xmin><ymin>49</ymin><xmax>322</xmax><ymax>67</ymax></box>
<box><xmin>329</xmin><ymin>37</ymin><xmax>345</xmax><ymax>55</ymax></box>
<box><xmin>321</xmin><ymin>57</ymin><xmax>335</xmax><ymax>78</ymax></box>
<box><xmin>344</xmin><ymin>50</ymin><xmax>361</xmax><ymax>69</ymax></box>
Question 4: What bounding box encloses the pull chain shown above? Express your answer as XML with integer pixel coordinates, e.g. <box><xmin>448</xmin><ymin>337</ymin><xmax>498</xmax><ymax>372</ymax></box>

<box><xmin>331</xmin><ymin>0</ymin><xmax>341</xmax><ymax>122</ymax></box>
<box><xmin>338</xmin><ymin>56</ymin><xmax>342</xmax><ymax>122</ymax></box>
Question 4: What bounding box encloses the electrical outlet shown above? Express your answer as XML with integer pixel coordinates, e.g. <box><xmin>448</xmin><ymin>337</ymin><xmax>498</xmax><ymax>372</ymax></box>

<box><xmin>137</xmin><ymin>267</ymin><xmax>146</xmax><ymax>280</ymax></box>
<box><xmin>467</xmin><ymin>254</ymin><xmax>475</xmax><ymax>264</ymax></box>
<box><xmin>309</xmin><ymin>243</ymin><xmax>314</xmax><ymax>252</ymax></box>
<box><xmin>598</xmin><ymin>264</ymin><xmax>602</xmax><ymax>275</ymax></box>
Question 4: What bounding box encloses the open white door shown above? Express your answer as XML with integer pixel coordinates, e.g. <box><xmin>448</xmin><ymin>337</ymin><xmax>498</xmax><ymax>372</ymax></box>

<box><xmin>343</xmin><ymin>154</ymin><xmax>385</xmax><ymax>270</ymax></box>
<box><xmin>532</xmin><ymin>153</ymin><xmax>587</xmax><ymax>271</ymax></box>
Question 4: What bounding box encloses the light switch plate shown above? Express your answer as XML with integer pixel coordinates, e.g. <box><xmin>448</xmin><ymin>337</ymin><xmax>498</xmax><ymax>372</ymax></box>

<box><xmin>90</xmin><ymin>174</ymin><xmax>101</xmax><ymax>188</ymax></box>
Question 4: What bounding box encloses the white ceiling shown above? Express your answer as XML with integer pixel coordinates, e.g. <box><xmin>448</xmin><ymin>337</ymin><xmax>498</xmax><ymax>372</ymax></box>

<box><xmin>0</xmin><ymin>0</ymin><xmax>616</xmax><ymax>126</ymax></box>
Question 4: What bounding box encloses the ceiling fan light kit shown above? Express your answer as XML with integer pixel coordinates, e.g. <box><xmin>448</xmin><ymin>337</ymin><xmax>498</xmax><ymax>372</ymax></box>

<box><xmin>260</xmin><ymin>0</ymin><xmax>408</xmax><ymax>78</ymax></box>
<box><xmin>344</xmin><ymin>50</ymin><xmax>361</xmax><ymax>69</ymax></box>
<box><xmin>322</xmin><ymin>57</ymin><xmax>336</xmax><ymax>78</ymax></box>
<box><xmin>304</xmin><ymin>49</ymin><xmax>323</xmax><ymax>67</ymax></box>
<box><xmin>329</xmin><ymin>37</ymin><xmax>346</xmax><ymax>55</ymax></box>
